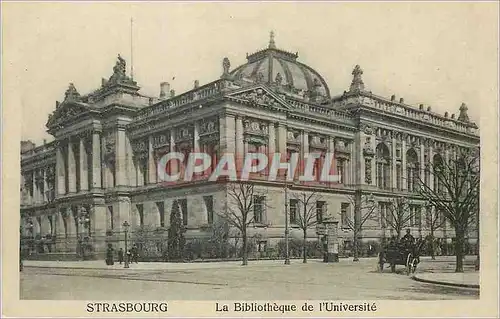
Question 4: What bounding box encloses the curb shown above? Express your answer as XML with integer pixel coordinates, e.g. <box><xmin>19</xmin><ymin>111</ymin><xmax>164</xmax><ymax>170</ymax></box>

<box><xmin>411</xmin><ymin>275</ymin><xmax>479</xmax><ymax>289</ymax></box>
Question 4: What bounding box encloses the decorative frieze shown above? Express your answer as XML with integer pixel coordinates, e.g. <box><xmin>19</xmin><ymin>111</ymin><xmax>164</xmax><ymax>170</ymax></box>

<box><xmin>308</xmin><ymin>134</ymin><xmax>327</xmax><ymax>150</ymax></box>
<box><xmin>365</xmin><ymin>159</ymin><xmax>372</xmax><ymax>184</ymax></box>
<box><xmin>335</xmin><ymin>138</ymin><xmax>351</xmax><ymax>159</ymax></box>
<box><xmin>286</xmin><ymin>130</ymin><xmax>301</xmax><ymax>145</ymax></box>
<box><xmin>103</xmin><ymin>131</ymin><xmax>116</xmax><ymax>163</ymax></box>
<box><xmin>175</xmin><ymin>125</ymin><xmax>194</xmax><ymax>144</ymax></box>
<box><xmin>131</xmin><ymin>139</ymin><xmax>148</xmax><ymax>161</ymax></box>
<box><xmin>363</xmin><ymin>136</ymin><xmax>374</xmax><ymax>157</ymax></box>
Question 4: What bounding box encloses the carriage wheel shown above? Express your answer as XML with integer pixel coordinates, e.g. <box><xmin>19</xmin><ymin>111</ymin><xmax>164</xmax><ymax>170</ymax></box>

<box><xmin>410</xmin><ymin>258</ymin><xmax>418</xmax><ymax>274</ymax></box>
<box><xmin>405</xmin><ymin>253</ymin><xmax>413</xmax><ymax>276</ymax></box>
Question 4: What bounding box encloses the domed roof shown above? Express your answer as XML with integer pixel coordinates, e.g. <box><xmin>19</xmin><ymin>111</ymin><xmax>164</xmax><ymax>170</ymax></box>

<box><xmin>230</xmin><ymin>32</ymin><xmax>331</xmax><ymax>100</ymax></box>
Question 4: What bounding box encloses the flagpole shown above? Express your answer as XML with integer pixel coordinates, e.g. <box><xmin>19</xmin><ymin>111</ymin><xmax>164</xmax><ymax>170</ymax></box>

<box><xmin>130</xmin><ymin>17</ymin><xmax>134</xmax><ymax>80</ymax></box>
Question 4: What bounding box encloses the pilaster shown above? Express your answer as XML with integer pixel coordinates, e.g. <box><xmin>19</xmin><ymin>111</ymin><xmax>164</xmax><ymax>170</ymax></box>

<box><xmin>148</xmin><ymin>135</ymin><xmax>156</xmax><ymax>184</ymax></box>
<box><xmin>79</xmin><ymin>137</ymin><xmax>89</xmax><ymax>191</ymax></box>
<box><xmin>68</xmin><ymin>140</ymin><xmax>77</xmax><ymax>193</ymax></box>
<box><xmin>401</xmin><ymin>134</ymin><xmax>407</xmax><ymax>191</ymax></box>
<box><xmin>391</xmin><ymin>136</ymin><xmax>397</xmax><ymax>189</ymax></box>
<box><xmin>115</xmin><ymin>129</ymin><xmax>127</xmax><ymax>186</ymax></box>
<box><xmin>268</xmin><ymin>122</ymin><xmax>276</xmax><ymax>155</ymax></box>
<box><xmin>92</xmin><ymin>132</ymin><xmax>102</xmax><ymax>189</ymax></box>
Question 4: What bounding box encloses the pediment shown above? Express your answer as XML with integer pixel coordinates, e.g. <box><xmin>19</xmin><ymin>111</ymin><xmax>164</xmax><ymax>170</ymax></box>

<box><xmin>225</xmin><ymin>85</ymin><xmax>291</xmax><ymax>111</ymax></box>
<box><xmin>46</xmin><ymin>101</ymin><xmax>91</xmax><ymax>129</ymax></box>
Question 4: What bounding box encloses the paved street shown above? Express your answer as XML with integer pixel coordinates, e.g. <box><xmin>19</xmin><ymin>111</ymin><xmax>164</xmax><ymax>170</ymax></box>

<box><xmin>20</xmin><ymin>257</ymin><xmax>479</xmax><ymax>300</ymax></box>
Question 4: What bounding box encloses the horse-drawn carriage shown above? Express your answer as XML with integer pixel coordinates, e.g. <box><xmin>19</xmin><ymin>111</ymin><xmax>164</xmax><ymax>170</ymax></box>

<box><xmin>378</xmin><ymin>238</ymin><xmax>426</xmax><ymax>275</ymax></box>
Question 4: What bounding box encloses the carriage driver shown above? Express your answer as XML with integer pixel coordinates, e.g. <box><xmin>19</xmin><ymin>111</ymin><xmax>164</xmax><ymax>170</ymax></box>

<box><xmin>401</xmin><ymin>228</ymin><xmax>415</xmax><ymax>249</ymax></box>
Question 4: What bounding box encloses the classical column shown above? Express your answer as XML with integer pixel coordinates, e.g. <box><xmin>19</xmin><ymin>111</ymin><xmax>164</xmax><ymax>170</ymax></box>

<box><xmin>68</xmin><ymin>140</ymin><xmax>77</xmax><ymax>193</ymax></box>
<box><xmin>126</xmin><ymin>136</ymin><xmax>136</xmax><ymax>187</ymax></box>
<box><xmin>355</xmin><ymin>131</ymin><xmax>363</xmax><ymax>186</ymax></box>
<box><xmin>43</xmin><ymin>169</ymin><xmax>49</xmax><ymax>202</ymax></box>
<box><xmin>79</xmin><ymin>137</ymin><xmax>89</xmax><ymax>192</ymax></box>
<box><xmin>419</xmin><ymin>140</ymin><xmax>425</xmax><ymax>184</ymax></box>
<box><xmin>100</xmin><ymin>135</ymin><xmax>108</xmax><ymax>189</ymax></box>
<box><xmin>148</xmin><ymin>135</ymin><xmax>156</xmax><ymax>184</ymax></box>
<box><xmin>91</xmin><ymin>132</ymin><xmax>102</xmax><ymax>189</ymax></box>
<box><xmin>277</xmin><ymin>123</ymin><xmax>287</xmax><ymax>154</ymax></box>
<box><xmin>301</xmin><ymin>131</ymin><xmax>309</xmax><ymax>176</ymax></box>
<box><xmin>370</xmin><ymin>135</ymin><xmax>376</xmax><ymax>186</ymax></box>
<box><xmin>268</xmin><ymin>122</ymin><xmax>276</xmax><ymax>155</ymax></box>
<box><xmin>391</xmin><ymin>135</ymin><xmax>397</xmax><ymax>189</ymax></box>
<box><xmin>136</xmin><ymin>157</ymin><xmax>144</xmax><ymax>187</ymax></box>
<box><xmin>90</xmin><ymin>204</ymin><xmax>107</xmax><ymax>253</ymax></box>
<box><xmin>220</xmin><ymin>114</ymin><xmax>236</xmax><ymax>154</ymax></box>
<box><xmin>194</xmin><ymin>121</ymin><xmax>201</xmax><ymax>153</ymax></box>
<box><xmin>235</xmin><ymin>116</ymin><xmax>244</xmax><ymax>159</ymax></box>
<box><xmin>115</xmin><ymin>129</ymin><xmax>127</xmax><ymax>186</ymax></box>
<box><xmin>66</xmin><ymin>207</ymin><xmax>77</xmax><ymax>237</ymax></box>
<box><xmin>401</xmin><ymin>134</ymin><xmax>407</xmax><ymax>191</ymax></box>
<box><xmin>31</xmin><ymin>171</ymin><xmax>38</xmax><ymax>204</ymax></box>
<box><xmin>428</xmin><ymin>141</ymin><xmax>434</xmax><ymax>190</ymax></box>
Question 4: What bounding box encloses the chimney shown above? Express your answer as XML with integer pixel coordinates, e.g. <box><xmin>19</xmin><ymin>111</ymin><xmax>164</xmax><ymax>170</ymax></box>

<box><xmin>159</xmin><ymin>82</ymin><xmax>170</xmax><ymax>99</ymax></box>
<box><xmin>444</xmin><ymin>111</ymin><xmax>449</xmax><ymax>118</ymax></box>
<box><xmin>427</xmin><ymin>106</ymin><xmax>432</xmax><ymax>112</ymax></box>
<box><xmin>419</xmin><ymin>104</ymin><xmax>424</xmax><ymax>110</ymax></box>
<box><xmin>451</xmin><ymin>113</ymin><xmax>455</xmax><ymax>119</ymax></box>
<box><xmin>399</xmin><ymin>98</ymin><xmax>404</xmax><ymax>104</ymax></box>
<box><xmin>391</xmin><ymin>95</ymin><xmax>396</xmax><ymax>101</ymax></box>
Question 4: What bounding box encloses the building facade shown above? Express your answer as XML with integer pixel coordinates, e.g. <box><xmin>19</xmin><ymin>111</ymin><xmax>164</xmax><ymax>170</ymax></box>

<box><xmin>20</xmin><ymin>35</ymin><xmax>479</xmax><ymax>258</ymax></box>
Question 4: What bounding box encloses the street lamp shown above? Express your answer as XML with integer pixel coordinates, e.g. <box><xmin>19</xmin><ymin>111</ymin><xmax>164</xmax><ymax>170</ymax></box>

<box><xmin>123</xmin><ymin>221</ymin><xmax>130</xmax><ymax>268</ymax></box>
<box><xmin>27</xmin><ymin>218</ymin><xmax>34</xmax><ymax>255</ymax></box>
<box><xmin>78</xmin><ymin>209</ymin><xmax>90</xmax><ymax>260</ymax></box>
<box><xmin>284</xmin><ymin>170</ymin><xmax>290</xmax><ymax>265</ymax></box>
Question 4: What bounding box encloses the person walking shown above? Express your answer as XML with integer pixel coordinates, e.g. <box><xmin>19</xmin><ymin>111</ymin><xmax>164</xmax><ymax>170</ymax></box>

<box><xmin>126</xmin><ymin>249</ymin><xmax>132</xmax><ymax>264</ymax></box>
<box><xmin>118</xmin><ymin>248</ymin><xmax>124</xmax><ymax>265</ymax></box>
<box><xmin>131</xmin><ymin>244</ymin><xmax>139</xmax><ymax>263</ymax></box>
<box><xmin>105</xmin><ymin>244</ymin><xmax>114</xmax><ymax>266</ymax></box>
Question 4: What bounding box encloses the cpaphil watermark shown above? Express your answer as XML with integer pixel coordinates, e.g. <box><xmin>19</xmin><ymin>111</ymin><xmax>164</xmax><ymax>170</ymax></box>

<box><xmin>155</xmin><ymin>152</ymin><xmax>341</xmax><ymax>186</ymax></box>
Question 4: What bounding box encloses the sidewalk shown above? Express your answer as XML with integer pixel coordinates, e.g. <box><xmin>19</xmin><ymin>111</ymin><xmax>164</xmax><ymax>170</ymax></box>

<box><xmin>23</xmin><ymin>257</ymin><xmax>377</xmax><ymax>271</ymax></box>
<box><xmin>412</xmin><ymin>272</ymin><xmax>479</xmax><ymax>289</ymax></box>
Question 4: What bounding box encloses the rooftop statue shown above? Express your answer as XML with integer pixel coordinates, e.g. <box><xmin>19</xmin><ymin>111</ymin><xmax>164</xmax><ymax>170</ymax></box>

<box><xmin>349</xmin><ymin>64</ymin><xmax>365</xmax><ymax>93</ymax></box>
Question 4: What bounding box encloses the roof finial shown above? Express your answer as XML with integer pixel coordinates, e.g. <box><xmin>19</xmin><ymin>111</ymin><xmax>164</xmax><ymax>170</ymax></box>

<box><xmin>269</xmin><ymin>30</ymin><xmax>276</xmax><ymax>49</ymax></box>
<box><xmin>349</xmin><ymin>65</ymin><xmax>365</xmax><ymax>93</ymax></box>
<box><xmin>458</xmin><ymin>102</ymin><xmax>470</xmax><ymax>122</ymax></box>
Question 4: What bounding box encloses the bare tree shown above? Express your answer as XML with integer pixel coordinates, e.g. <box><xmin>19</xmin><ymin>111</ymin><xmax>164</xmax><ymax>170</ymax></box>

<box><xmin>343</xmin><ymin>191</ymin><xmax>376</xmax><ymax>261</ymax></box>
<box><xmin>422</xmin><ymin>203</ymin><xmax>446</xmax><ymax>260</ymax></box>
<box><xmin>216</xmin><ymin>182</ymin><xmax>266</xmax><ymax>265</ymax></box>
<box><xmin>417</xmin><ymin>148</ymin><xmax>479</xmax><ymax>272</ymax></box>
<box><xmin>383</xmin><ymin>197</ymin><xmax>413</xmax><ymax>241</ymax></box>
<box><xmin>290</xmin><ymin>191</ymin><xmax>322</xmax><ymax>263</ymax></box>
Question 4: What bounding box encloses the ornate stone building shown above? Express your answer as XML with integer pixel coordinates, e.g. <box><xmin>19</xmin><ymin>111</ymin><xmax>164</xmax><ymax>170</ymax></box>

<box><xmin>20</xmin><ymin>35</ymin><xmax>479</xmax><ymax>258</ymax></box>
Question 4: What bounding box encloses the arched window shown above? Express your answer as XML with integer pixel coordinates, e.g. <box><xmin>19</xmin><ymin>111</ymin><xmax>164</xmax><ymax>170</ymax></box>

<box><xmin>376</xmin><ymin>143</ymin><xmax>391</xmax><ymax>189</ymax></box>
<box><xmin>433</xmin><ymin>154</ymin><xmax>444</xmax><ymax>193</ymax></box>
<box><xmin>406</xmin><ymin>149</ymin><xmax>419</xmax><ymax>192</ymax></box>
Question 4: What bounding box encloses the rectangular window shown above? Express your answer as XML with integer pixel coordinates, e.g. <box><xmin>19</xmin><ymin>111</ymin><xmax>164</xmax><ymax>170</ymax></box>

<box><xmin>379</xmin><ymin>203</ymin><xmax>386</xmax><ymax>227</ymax></box>
<box><xmin>253</xmin><ymin>196</ymin><xmax>265</xmax><ymax>223</ymax></box>
<box><xmin>179</xmin><ymin>199</ymin><xmax>188</xmax><ymax>226</ymax></box>
<box><xmin>341</xmin><ymin>203</ymin><xmax>350</xmax><ymax>227</ymax></box>
<box><xmin>137</xmin><ymin>204</ymin><xmax>144</xmax><ymax>227</ymax></box>
<box><xmin>415</xmin><ymin>205</ymin><xmax>421</xmax><ymax>226</ymax></box>
<box><xmin>316</xmin><ymin>201</ymin><xmax>326</xmax><ymax>223</ymax></box>
<box><xmin>156</xmin><ymin>201</ymin><xmax>165</xmax><ymax>227</ymax></box>
<box><xmin>337</xmin><ymin>160</ymin><xmax>345</xmax><ymax>184</ymax></box>
<box><xmin>396</xmin><ymin>165</ymin><xmax>402</xmax><ymax>190</ymax></box>
<box><xmin>289</xmin><ymin>199</ymin><xmax>298</xmax><ymax>224</ymax></box>
<box><xmin>203</xmin><ymin>196</ymin><xmax>214</xmax><ymax>224</ymax></box>
<box><xmin>107</xmin><ymin>205</ymin><xmax>114</xmax><ymax>230</ymax></box>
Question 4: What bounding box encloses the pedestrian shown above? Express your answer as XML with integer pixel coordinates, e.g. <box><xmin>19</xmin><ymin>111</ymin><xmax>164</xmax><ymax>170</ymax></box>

<box><xmin>105</xmin><ymin>243</ymin><xmax>114</xmax><ymax>266</ymax></box>
<box><xmin>118</xmin><ymin>248</ymin><xmax>124</xmax><ymax>265</ymax></box>
<box><xmin>126</xmin><ymin>249</ymin><xmax>132</xmax><ymax>264</ymax></box>
<box><xmin>131</xmin><ymin>244</ymin><xmax>139</xmax><ymax>263</ymax></box>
